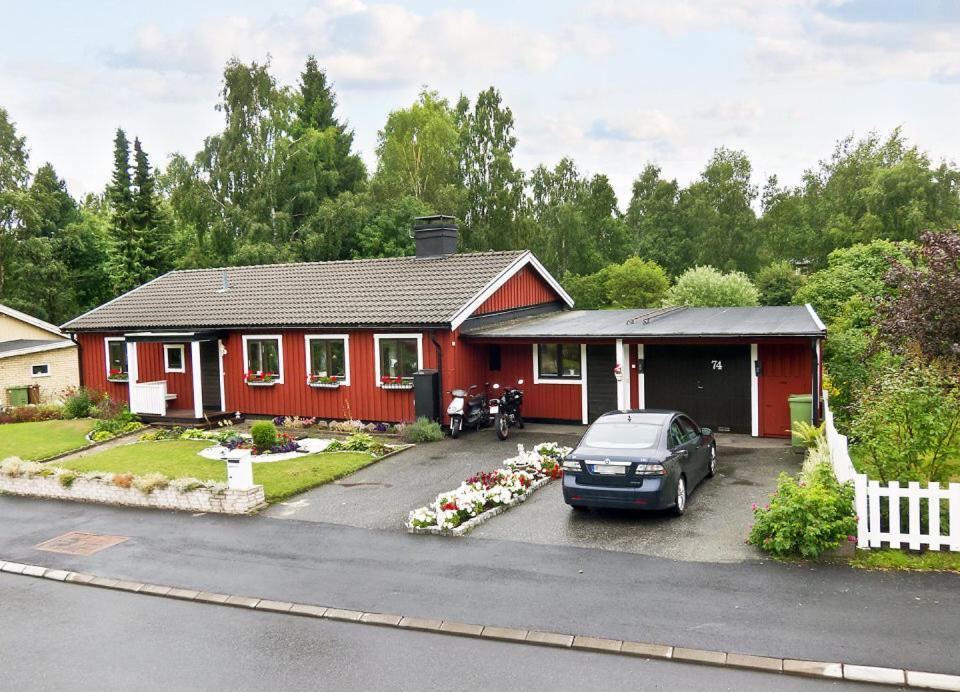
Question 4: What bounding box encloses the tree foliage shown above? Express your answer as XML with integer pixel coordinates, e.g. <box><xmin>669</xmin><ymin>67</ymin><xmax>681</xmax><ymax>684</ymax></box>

<box><xmin>663</xmin><ymin>265</ymin><xmax>759</xmax><ymax>307</ymax></box>
<box><xmin>755</xmin><ymin>261</ymin><xmax>805</xmax><ymax>306</ymax></box>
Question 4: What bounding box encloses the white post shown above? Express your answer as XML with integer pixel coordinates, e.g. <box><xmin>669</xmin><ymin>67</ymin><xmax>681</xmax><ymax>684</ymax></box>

<box><xmin>750</xmin><ymin>343</ymin><xmax>759</xmax><ymax>437</ymax></box>
<box><xmin>218</xmin><ymin>339</ymin><xmax>226</xmax><ymax>413</ymax></box>
<box><xmin>636</xmin><ymin>344</ymin><xmax>645</xmax><ymax>409</ymax></box>
<box><xmin>855</xmin><ymin>473</ymin><xmax>869</xmax><ymax>549</ymax></box>
<box><xmin>615</xmin><ymin>338</ymin><xmax>624</xmax><ymax>409</ymax></box>
<box><xmin>191</xmin><ymin>341</ymin><xmax>203</xmax><ymax>419</ymax></box>
<box><xmin>621</xmin><ymin>340</ymin><xmax>631</xmax><ymax>410</ymax></box>
<box><xmin>126</xmin><ymin>340</ymin><xmax>138</xmax><ymax>404</ymax></box>
<box><xmin>580</xmin><ymin>343</ymin><xmax>588</xmax><ymax>425</ymax></box>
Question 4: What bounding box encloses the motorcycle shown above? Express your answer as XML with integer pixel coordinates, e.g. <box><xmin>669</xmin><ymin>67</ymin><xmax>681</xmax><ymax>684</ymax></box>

<box><xmin>446</xmin><ymin>383</ymin><xmax>491</xmax><ymax>438</ymax></box>
<box><xmin>491</xmin><ymin>379</ymin><xmax>524</xmax><ymax>441</ymax></box>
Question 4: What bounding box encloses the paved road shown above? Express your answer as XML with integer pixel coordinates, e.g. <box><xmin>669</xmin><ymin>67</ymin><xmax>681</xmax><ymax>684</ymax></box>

<box><xmin>1</xmin><ymin>576</ymin><xmax>868</xmax><ymax>691</ymax></box>
<box><xmin>473</xmin><ymin>443</ymin><xmax>801</xmax><ymax>562</ymax></box>
<box><xmin>265</xmin><ymin>428</ymin><xmax>582</xmax><ymax>528</ymax></box>
<box><xmin>1</xmin><ymin>495</ymin><xmax>957</xmax><ymax>676</ymax></box>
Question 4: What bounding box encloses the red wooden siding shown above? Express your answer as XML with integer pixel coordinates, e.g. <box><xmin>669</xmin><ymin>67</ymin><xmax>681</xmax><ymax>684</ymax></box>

<box><xmin>135</xmin><ymin>343</ymin><xmax>195</xmax><ymax>411</ymax></box>
<box><xmin>77</xmin><ymin>332</ymin><xmax>129</xmax><ymax>402</ymax></box>
<box><xmin>474</xmin><ymin>265</ymin><xmax>560</xmax><ymax>315</ymax></box>
<box><xmin>758</xmin><ymin>342</ymin><xmax>812</xmax><ymax>438</ymax></box>
<box><xmin>495</xmin><ymin>343</ymin><xmax>582</xmax><ymax>421</ymax></box>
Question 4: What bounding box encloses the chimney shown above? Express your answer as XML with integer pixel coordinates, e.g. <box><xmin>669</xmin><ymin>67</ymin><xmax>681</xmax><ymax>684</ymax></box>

<box><xmin>413</xmin><ymin>215</ymin><xmax>458</xmax><ymax>258</ymax></box>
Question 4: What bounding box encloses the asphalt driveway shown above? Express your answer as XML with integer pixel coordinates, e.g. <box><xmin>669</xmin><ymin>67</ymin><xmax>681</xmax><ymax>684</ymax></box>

<box><xmin>264</xmin><ymin>425</ymin><xmax>584</xmax><ymax>529</ymax></box>
<box><xmin>472</xmin><ymin>437</ymin><xmax>799</xmax><ymax>563</ymax></box>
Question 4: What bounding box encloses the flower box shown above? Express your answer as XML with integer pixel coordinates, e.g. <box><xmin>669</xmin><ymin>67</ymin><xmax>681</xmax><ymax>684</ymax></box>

<box><xmin>308</xmin><ymin>382</ymin><xmax>341</xmax><ymax>389</ymax></box>
<box><xmin>107</xmin><ymin>375</ymin><xmax>129</xmax><ymax>383</ymax></box>
<box><xmin>246</xmin><ymin>380</ymin><xmax>277</xmax><ymax>387</ymax></box>
<box><xmin>381</xmin><ymin>382</ymin><xmax>414</xmax><ymax>390</ymax></box>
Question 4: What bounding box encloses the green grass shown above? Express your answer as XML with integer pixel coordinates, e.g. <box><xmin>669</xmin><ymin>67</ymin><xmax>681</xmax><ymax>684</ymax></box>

<box><xmin>851</xmin><ymin>549</ymin><xmax>960</xmax><ymax>573</ymax></box>
<box><xmin>0</xmin><ymin>419</ymin><xmax>96</xmax><ymax>460</ymax></box>
<box><xmin>57</xmin><ymin>439</ymin><xmax>377</xmax><ymax>503</ymax></box>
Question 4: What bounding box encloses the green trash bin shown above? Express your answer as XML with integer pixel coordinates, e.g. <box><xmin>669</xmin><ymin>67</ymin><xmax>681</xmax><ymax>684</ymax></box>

<box><xmin>6</xmin><ymin>386</ymin><xmax>30</xmax><ymax>407</ymax></box>
<box><xmin>788</xmin><ymin>394</ymin><xmax>813</xmax><ymax>449</ymax></box>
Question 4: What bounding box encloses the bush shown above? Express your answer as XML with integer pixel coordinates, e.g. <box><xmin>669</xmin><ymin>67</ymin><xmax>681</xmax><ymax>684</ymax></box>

<box><xmin>402</xmin><ymin>417</ymin><xmax>443</xmax><ymax>443</ymax></box>
<box><xmin>61</xmin><ymin>387</ymin><xmax>103</xmax><ymax>419</ymax></box>
<box><xmin>344</xmin><ymin>432</ymin><xmax>374</xmax><ymax>451</ymax></box>
<box><xmin>58</xmin><ymin>471</ymin><xmax>78</xmax><ymax>488</ymax></box>
<box><xmin>748</xmin><ymin>463</ymin><xmax>856</xmax><ymax>559</ymax></box>
<box><xmin>603</xmin><ymin>257</ymin><xmax>670</xmax><ymax>308</ymax></box>
<box><xmin>0</xmin><ymin>404</ymin><xmax>63</xmax><ymax>424</ymax></box>
<box><xmin>92</xmin><ymin>397</ymin><xmax>126</xmax><ymax>420</ymax></box>
<box><xmin>663</xmin><ymin>265</ymin><xmax>759</xmax><ymax>307</ymax></box>
<box><xmin>113</xmin><ymin>473</ymin><xmax>134</xmax><ymax>489</ymax></box>
<box><xmin>134</xmin><ymin>472</ymin><xmax>169</xmax><ymax>495</ymax></box>
<box><xmin>250</xmin><ymin>421</ymin><xmax>279</xmax><ymax>452</ymax></box>
<box><xmin>90</xmin><ymin>430</ymin><xmax>115</xmax><ymax>442</ymax></box>
<box><xmin>850</xmin><ymin>359</ymin><xmax>960</xmax><ymax>483</ymax></box>
<box><xmin>755</xmin><ymin>261</ymin><xmax>805</xmax><ymax>306</ymax></box>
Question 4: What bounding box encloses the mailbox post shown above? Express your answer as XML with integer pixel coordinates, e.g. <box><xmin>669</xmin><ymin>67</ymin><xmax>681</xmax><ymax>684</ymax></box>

<box><xmin>225</xmin><ymin>450</ymin><xmax>254</xmax><ymax>490</ymax></box>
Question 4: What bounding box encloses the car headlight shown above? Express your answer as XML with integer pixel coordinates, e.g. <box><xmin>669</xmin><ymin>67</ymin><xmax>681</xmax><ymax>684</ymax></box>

<box><xmin>562</xmin><ymin>460</ymin><xmax>582</xmax><ymax>472</ymax></box>
<box><xmin>634</xmin><ymin>462</ymin><xmax>666</xmax><ymax>475</ymax></box>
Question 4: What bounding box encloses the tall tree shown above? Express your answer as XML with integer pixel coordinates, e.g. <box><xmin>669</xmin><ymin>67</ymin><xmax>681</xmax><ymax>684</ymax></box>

<box><xmin>106</xmin><ymin>128</ymin><xmax>145</xmax><ymax>293</ymax></box>
<box><xmin>131</xmin><ymin>138</ymin><xmax>170</xmax><ymax>279</ymax></box>
<box><xmin>456</xmin><ymin>87</ymin><xmax>524</xmax><ymax>251</ymax></box>
<box><xmin>625</xmin><ymin>165</ymin><xmax>690</xmax><ymax>277</ymax></box>
<box><xmin>0</xmin><ymin>108</ymin><xmax>35</xmax><ymax>299</ymax></box>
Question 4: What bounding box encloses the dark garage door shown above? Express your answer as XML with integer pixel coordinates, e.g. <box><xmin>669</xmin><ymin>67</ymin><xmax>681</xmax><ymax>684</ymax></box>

<box><xmin>587</xmin><ymin>344</ymin><xmax>618</xmax><ymax>422</ymax></box>
<box><xmin>644</xmin><ymin>345</ymin><xmax>751</xmax><ymax>433</ymax></box>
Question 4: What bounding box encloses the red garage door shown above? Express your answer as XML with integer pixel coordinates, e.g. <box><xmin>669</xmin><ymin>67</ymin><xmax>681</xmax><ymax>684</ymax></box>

<box><xmin>759</xmin><ymin>343</ymin><xmax>811</xmax><ymax>438</ymax></box>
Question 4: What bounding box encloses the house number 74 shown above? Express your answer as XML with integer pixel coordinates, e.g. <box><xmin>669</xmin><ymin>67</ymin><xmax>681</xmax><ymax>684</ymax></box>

<box><xmin>711</xmin><ymin>360</ymin><xmax>723</xmax><ymax>370</ymax></box>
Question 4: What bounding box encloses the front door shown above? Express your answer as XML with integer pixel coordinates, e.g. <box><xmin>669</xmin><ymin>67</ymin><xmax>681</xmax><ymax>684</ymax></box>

<box><xmin>199</xmin><ymin>340</ymin><xmax>222</xmax><ymax>411</ymax></box>
<box><xmin>586</xmin><ymin>344</ymin><xmax>618</xmax><ymax>423</ymax></box>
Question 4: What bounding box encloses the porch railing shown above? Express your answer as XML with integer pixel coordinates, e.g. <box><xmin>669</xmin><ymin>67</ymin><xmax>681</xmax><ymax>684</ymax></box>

<box><xmin>130</xmin><ymin>380</ymin><xmax>169</xmax><ymax>416</ymax></box>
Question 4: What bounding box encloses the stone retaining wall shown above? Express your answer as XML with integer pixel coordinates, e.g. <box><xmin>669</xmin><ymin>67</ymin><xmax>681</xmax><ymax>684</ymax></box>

<box><xmin>0</xmin><ymin>474</ymin><xmax>264</xmax><ymax>514</ymax></box>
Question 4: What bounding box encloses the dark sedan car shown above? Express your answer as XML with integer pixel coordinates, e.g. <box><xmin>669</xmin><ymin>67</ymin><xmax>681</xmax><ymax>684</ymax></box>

<box><xmin>562</xmin><ymin>410</ymin><xmax>716</xmax><ymax>515</ymax></box>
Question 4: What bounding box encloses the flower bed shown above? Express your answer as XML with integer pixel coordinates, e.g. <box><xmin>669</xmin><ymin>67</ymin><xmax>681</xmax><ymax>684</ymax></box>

<box><xmin>407</xmin><ymin>442</ymin><xmax>570</xmax><ymax>535</ymax></box>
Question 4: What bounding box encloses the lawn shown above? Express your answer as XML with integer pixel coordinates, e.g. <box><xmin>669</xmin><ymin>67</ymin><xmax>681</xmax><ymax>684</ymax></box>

<box><xmin>851</xmin><ymin>549</ymin><xmax>960</xmax><ymax>573</ymax></box>
<box><xmin>0</xmin><ymin>419</ymin><xmax>96</xmax><ymax>460</ymax></box>
<box><xmin>57</xmin><ymin>439</ymin><xmax>378</xmax><ymax>503</ymax></box>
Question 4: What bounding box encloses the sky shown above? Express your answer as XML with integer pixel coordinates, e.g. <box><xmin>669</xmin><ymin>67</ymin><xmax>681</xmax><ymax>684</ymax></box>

<box><xmin>3</xmin><ymin>0</ymin><xmax>960</xmax><ymax>206</ymax></box>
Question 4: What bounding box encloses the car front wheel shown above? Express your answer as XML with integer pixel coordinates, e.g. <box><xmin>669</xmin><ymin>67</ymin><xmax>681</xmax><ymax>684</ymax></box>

<box><xmin>672</xmin><ymin>476</ymin><xmax>687</xmax><ymax>516</ymax></box>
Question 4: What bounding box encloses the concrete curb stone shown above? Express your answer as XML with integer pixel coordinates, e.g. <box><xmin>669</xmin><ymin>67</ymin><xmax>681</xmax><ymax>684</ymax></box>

<box><xmin>844</xmin><ymin>664</ymin><xmax>906</xmax><ymax>686</ymax></box>
<box><xmin>398</xmin><ymin>616</ymin><xmax>442</xmax><ymax>631</ymax></box>
<box><xmin>673</xmin><ymin>647</ymin><xmax>727</xmax><ymax>666</ymax></box>
<box><xmin>324</xmin><ymin>608</ymin><xmax>364</xmax><ymax>622</ymax></box>
<box><xmin>727</xmin><ymin>652</ymin><xmax>783</xmax><ymax>673</ymax></box>
<box><xmin>572</xmin><ymin>636</ymin><xmax>623</xmax><ymax>654</ymax></box>
<box><xmin>289</xmin><ymin>604</ymin><xmax>327</xmax><ymax>617</ymax></box>
<box><xmin>140</xmin><ymin>584</ymin><xmax>172</xmax><ymax>596</ymax></box>
<box><xmin>255</xmin><ymin>599</ymin><xmax>294</xmax><ymax>613</ymax></box>
<box><xmin>360</xmin><ymin>612</ymin><xmax>403</xmax><ymax>627</ymax></box>
<box><xmin>525</xmin><ymin>630</ymin><xmax>574</xmax><ymax>648</ymax></box>
<box><xmin>439</xmin><ymin>621</ymin><xmax>484</xmax><ymax>637</ymax></box>
<box><xmin>621</xmin><ymin>641</ymin><xmax>673</xmax><ymax>659</ymax></box>
<box><xmin>481</xmin><ymin>626</ymin><xmax>529</xmax><ymax>643</ymax></box>
<box><xmin>21</xmin><ymin>564</ymin><xmax>46</xmax><ymax>577</ymax></box>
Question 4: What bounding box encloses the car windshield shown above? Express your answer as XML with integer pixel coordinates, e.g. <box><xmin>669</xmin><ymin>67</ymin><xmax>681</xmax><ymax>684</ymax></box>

<box><xmin>581</xmin><ymin>421</ymin><xmax>661</xmax><ymax>449</ymax></box>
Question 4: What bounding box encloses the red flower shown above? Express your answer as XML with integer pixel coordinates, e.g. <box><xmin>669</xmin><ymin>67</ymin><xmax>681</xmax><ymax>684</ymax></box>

<box><xmin>440</xmin><ymin>500</ymin><xmax>457</xmax><ymax>511</ymax></box>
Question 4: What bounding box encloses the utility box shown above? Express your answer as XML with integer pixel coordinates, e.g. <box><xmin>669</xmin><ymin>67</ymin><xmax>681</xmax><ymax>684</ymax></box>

<box><xmin>225</xmin><ymin>451</ymin><xmax>254</xmax><ymax>490</ymax></box>
<box><xmin>788</xmin><ymin>394</ymin><xmax>813</xmax><ymax>449</ymax></box>
<box><xmin>413</xmin><ymin>369</ymin><xmax>440</xmax><ymax>421</ymax></box>
<box><xmin>6</xmin><ymin>387</ymin><xmax>29</xmax><ymax>408</ymax></box>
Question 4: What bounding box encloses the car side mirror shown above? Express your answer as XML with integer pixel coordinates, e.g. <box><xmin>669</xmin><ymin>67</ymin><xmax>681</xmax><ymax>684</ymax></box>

<box><xmin>517</xmin><ymin>379</ymin><xmax>524</xmax><ymax>385</ymax></box>
<box><xmin>701</xmin><ymin>427</ymin><xmax>712</xmax><ymax>437</ymax></box>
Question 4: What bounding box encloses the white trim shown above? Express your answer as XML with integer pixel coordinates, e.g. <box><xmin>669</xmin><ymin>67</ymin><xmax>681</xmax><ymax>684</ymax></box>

<box><xmin>636</xmin><ymin>344</ymin><xmax>645</xmax><ymax>409</ymax></box>
<box><xmin>532</xmin><ymin>343</ymin><xmax>584</xmax><ymax>385</ymax></box>
<box><xmin>241</xmin><ymin>334</ymin><xmax>285</xmax><ymax>384</ymax></box>
<box><xmin>615</xmin><ymin>338</ymin><xmax>624</xmax><ymax>409</ymax></box>
<box><xmin>125</xmin><ymin>341</ymin><xmax>139</xmax><ymax>403</ymax></box>
<box><xmin>104</xmin><ymin>337</ymin><xmax>128</xmax><ymax>378</ymax></box>
<box><xmin>60</xmin><ymin>272</ymin><xmax>169</xmax><ymax>331</ymax></box>
<box><xmin>620</xmin><ymin>340</ymin><xmax>631</xmax><ymax>410</ymax></box>
<box><xmin>580</xmin><ymin>343</ymin><xmax>588</xmax><ymax>424</ymax></box>
<box><xmin>0</xmin><ymin>340</ymin><xmax>74</xmax><ymax>360</ymax></box>
<box><xmin>373</xmin><ymin>333</ymin><xmax>423</xmax><ymax>386</ymax></box>
<box><xmin>163</xmin><ymin>344</ymin><xmax>186</xmax><ymax>373</ymax></box>
<box><xmin>805</xmin><ymin>303</ymin><xmax>827</xmax><ymax>333</ymax></box>
<box><xmin>218</xmin><ymin>340</ymin><xmax>227</xmax><ymax>413</ymax></box>
<box><xmin>304</xmin><ymin>334</ymin><xmax>351</xmax><ymax>386</ymax></box>
<box><xmin>30</xmin><ymin>363</ymin><xmax>50</xmax><ymax>378</ymax></box>
<box><xmin>449</xmin><ymin>251</ymin><xmax>575</xmax><ymax>330</ymax></box>
<box><xmin>0</xmin><ymin>303</ymin><xmax>64</xmax><ymax>338</ymax></box>
<box><xmin>191</xmin><ymin>341</ymin><xmax>203</xmax><ymax>419</ymax></box>
<box><xmin>750</xmin><ymin>343</ymin><xmax>759</xmax><ymax>437</ymax></box>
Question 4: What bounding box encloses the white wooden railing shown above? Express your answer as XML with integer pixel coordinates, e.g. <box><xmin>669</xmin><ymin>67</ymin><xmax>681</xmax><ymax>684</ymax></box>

<box><xmin>130</xmin><ymin>380</ymin><xmax>169</xmax><ymax>416</ymax></box>
<box><xmin>823</xmin><ymin>391</ymin><xmax>960</xmax><ymax>552</ymax></box>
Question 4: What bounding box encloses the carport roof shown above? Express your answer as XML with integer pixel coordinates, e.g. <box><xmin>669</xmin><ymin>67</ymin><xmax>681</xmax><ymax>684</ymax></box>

<box><xmin>462</xmin><ymin>305</ymin><xmax>826</xmax><ymax>339</ymax></box>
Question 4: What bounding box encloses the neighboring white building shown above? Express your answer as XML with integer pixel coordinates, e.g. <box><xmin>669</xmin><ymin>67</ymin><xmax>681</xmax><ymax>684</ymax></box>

<box><xmin>0</xmin><ymin>304</ymin><xmax>79</xmax><ymax>407</ymax></box>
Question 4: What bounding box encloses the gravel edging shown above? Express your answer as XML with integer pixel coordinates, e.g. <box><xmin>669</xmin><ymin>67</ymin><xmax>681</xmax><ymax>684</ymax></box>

<box><xmin>408</xmin><ymin>475</ymin><xmax>553</xmax><ymax>536</ymax></box>
<box><xmin>2</xmin><ymin>559</ymin><xmax>954</xmax><ymax>690</ymax></box>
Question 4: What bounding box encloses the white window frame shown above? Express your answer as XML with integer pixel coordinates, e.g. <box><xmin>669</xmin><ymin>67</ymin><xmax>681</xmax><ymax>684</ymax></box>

<box><xmin>532</xmin><ymin>343</ymin><xmax>585</xmax><ymax>384</ymax></box>
<box><xmin>241</xmin><ymin>334</ymin><xmax>285</xmax><ymax>384</ymax></box>
<box><xmin>304</xmin><ymin>334</ymin><xmax>351</xmax><ymax>386</ymax></box>
<box><xmin>163</xmin><ymin>344</ymin><xmax>186</xmax><ymax>373</ymax></box>
<box><xmin>30</xmin><ymin>363</ymin><xmax>50</xmax><ymax>378</ymax></box>
<box><xmin>104</xmin><ymin>337</ymin><xmax>127</xmax><ymax>376</ymax></box>
<box><xmin>373</xmin><ymin>333</ymin><xmax>423</xmax><ymax>387</ymax></box>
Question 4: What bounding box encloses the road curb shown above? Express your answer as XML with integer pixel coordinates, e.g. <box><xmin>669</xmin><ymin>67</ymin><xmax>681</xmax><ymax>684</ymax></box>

<box><xmin>2</xmin><ymin>558</ymin><xmax>957</xmax><ymax>690</ymax></box>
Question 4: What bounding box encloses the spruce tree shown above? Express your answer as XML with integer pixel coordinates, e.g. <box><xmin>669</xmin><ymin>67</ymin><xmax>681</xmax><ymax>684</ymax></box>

<box><xmin>131</xmin><ymin>137</ymin><xmax>168</xmax><ymax>278</ymax></box>
<box><xmin>106</xmin><ymin>128</ymin><xmax>143</xmax><ymax>293</ymax></box>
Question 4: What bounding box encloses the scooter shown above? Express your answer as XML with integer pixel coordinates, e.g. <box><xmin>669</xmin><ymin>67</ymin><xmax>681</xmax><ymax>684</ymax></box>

<box><xmin>447</xmin><ymin>383</ymin><xmax>491</xmax><ymax>438</ymax></box>
<box><xmin>491</xmin><ymin>379</ymin><xmax>524</xmax><ymax>441</ymax></box>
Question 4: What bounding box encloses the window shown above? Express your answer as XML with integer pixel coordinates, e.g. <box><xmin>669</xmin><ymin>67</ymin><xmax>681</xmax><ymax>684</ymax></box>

<box><xmin>374</xmin><ymin>334</ymin><xmax>422</xmax><ymax>385</ymax></box>
<box><xmin>535</xmin><ymin>343</ymin><xmax>581</xmax><ymax>381</ymax></box>
<box><xmin>242</xmin><ymin>335</ymin><xmax>284</xmax><ymax>383</ymax></box>
<box><xmin>31</xmin><ymin>364</ymin><xmax>50</xmax><ymax>377</ymax></box>
<box><xmin>488</xmin><ymin>344</ymin><xmax>501</xmax><ymax>372</ymax></box>
<box><xmin>669</xmin><ymin>421</ymin><xmax>685</xmax><ymax>449</ymax></box>
<box><xmin>305</xmin><ymin>335</ymin><xmax>349</xmax><ymax>385</ymax></box>
<box><xmin>104</xmin><ymin>337</ymin><xmax>128</xmax><ymax>379</ymax></box>
<box><xmin>677</xmin><ymin>416</ymin><xmax>700</xmax><ymax>442</ymax></box>
<box><xmin>164</xmin><ymin>344</ymin><xmax>185</xmax><ymax>373</ymax></box>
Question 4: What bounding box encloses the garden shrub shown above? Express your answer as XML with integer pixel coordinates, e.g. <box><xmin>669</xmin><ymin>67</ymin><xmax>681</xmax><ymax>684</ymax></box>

<box><xmin>90</xmin><ymin>430</ymin><xmax>114</xmax><ymax>442</ymax></box>
<box><xmin>663</xmin><ymin>265</ymin><xmax>760</xmax><ymax>307</ymax></box>
<box><xmin>402</xmin><ymin>417</ymin><xmax>443</xmax><ymax>443</ymax></box>
<box><xmin>134</xmin><ymin>472</ymin><xmax>169</xmax><ymax>495</ymax></box>
<box><xmin>61</xmin><ymin>387</ymin><xmax>103</xmax><ymax>419</ymax></box>
<box><xmin>250</xmin><ymin>421</ymin><xmax>279</xmax><ymax>452</ymax></box>
<box><xmin>113</xmin><ymin>473</ymin><xmax>134</xmax><ymax>489</ymax></box>
<box><xmin>0</xmin><ymin>404</ymin><xmax>63</xmax><ymax>424</ymax></box>
<box><xmin>748</xmin><ymin>463</ymin><xmax>856</xmax><ymax>559</ymax></box>
<box><xmin>58</xmin><ymin>471</ymin><xmax>78</xmax><ymax>488</ymax></box>
<box><xmin>0</xmin><ymin>457</ymin><xmax>24</xmax><ymax>476</ymax></box>
<box><xmin>850</xmin><ymin>359</ymin><xmax>960</xmax><ymax>483</ymax></box>
<box><xmin>344</xmin><ymin>432</ymin><xmax>374</xmax><ymax>451</ymax></box>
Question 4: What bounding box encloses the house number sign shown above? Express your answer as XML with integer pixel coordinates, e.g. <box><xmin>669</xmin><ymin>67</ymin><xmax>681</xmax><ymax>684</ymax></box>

<box><xmin>711</xmin><ymin>360</ymin><xmax>723</xmax><ymax>370</ymax></box>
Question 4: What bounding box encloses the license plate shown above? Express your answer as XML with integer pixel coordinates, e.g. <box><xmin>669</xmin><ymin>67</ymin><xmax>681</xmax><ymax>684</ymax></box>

<box><xmin>591</xmin><ymin>465</ymin><xmax>625</xmax><ymax>475</ymax></box>
<box><xmin>489</xmin><ymin>405</ymin><xmax>499</xmax><ymax>414</ymax></box>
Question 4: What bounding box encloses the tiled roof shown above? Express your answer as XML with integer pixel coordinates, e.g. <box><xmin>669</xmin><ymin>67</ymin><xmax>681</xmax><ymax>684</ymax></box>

<box><xmin>63</xmin><ymin>251</ymin><xmax>530</xmax><ymax>331</ymax></box>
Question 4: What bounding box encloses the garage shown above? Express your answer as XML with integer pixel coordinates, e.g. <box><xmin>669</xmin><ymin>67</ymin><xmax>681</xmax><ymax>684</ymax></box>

<box><xmin>643</xmin><ymin>344</ymin><xmax>751</xmax><ymax>434</ymax></box>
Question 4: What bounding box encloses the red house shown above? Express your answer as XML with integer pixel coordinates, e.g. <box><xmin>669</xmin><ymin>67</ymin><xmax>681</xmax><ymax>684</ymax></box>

<box><xmin>62</xmin><ymin>217</ymin><xmax>825</xmax><ymax>437</ymax></box>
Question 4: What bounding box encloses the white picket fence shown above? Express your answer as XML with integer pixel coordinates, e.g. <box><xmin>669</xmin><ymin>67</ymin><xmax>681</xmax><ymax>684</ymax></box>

<box><xmin>823</xmin><ymin>392</ymin><xmax>960</xmax><ymax>552</ymax></box>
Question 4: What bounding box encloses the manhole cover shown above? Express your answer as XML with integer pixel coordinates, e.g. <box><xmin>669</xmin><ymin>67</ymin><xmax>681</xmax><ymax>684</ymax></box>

<box><xmin>34</xmin><ymin>531</ymin><xmax>129</xmax><ymax>556</ymax></box>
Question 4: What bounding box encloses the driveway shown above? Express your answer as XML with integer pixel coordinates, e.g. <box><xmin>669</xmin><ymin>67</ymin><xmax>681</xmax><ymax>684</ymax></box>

<box><xmin>471</xmin><ymin>437</ymin><xmax>799</xmax><ymax>563</ymax></box>
<box><xmin>264</xmin><ymin>425</ymin><xmax>584</xmax><ymax>529</ymax></box>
